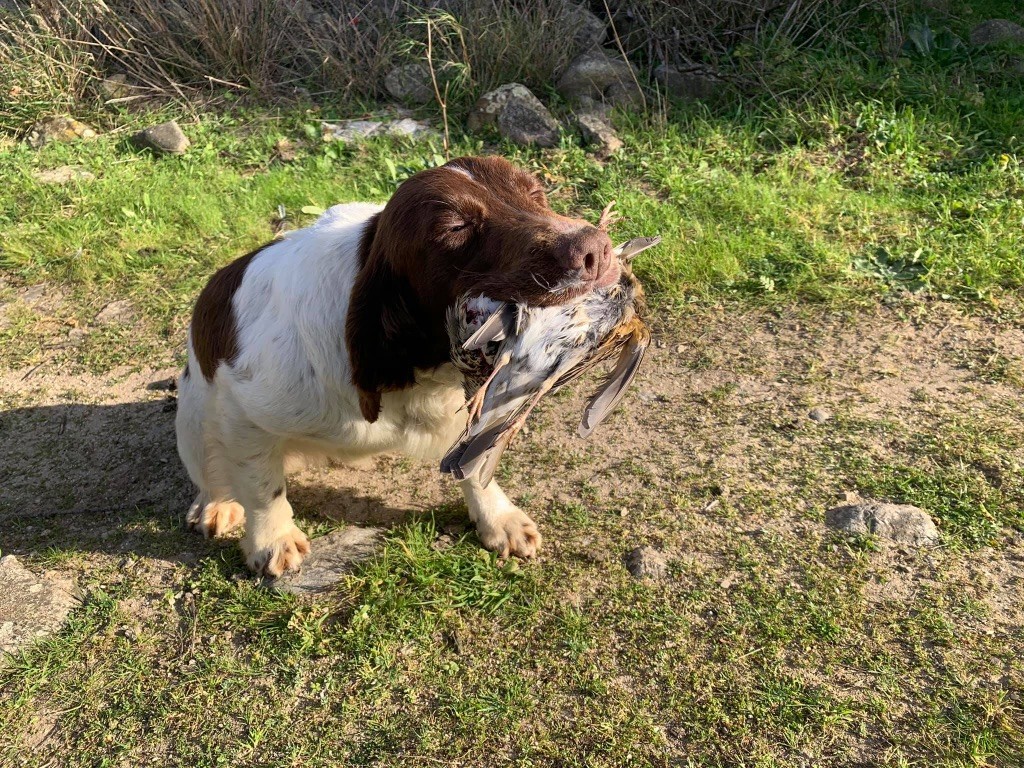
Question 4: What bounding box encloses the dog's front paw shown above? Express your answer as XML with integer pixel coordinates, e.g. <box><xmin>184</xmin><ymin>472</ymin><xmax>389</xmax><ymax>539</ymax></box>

<box><xmin>475</xmin><ymin>507</ymin><xmax>542</xmax><ymax>559</ymax></box>
<box><xmin>187</xmin><ymin>497</ymin><xmax>245</xmax><ymax>538</ymax></box>
<box><xmin>242</xmin><ymin>524</ymin><xmax>311</xmax><ymax>577</ymax></box>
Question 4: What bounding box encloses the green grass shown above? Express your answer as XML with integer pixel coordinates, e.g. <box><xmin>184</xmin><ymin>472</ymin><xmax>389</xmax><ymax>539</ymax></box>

<box><xmin>3</xmin><ymin>87</ymin><xmax>1024</xmax><ymax>373</ymax></box>
<box><xmin>2</xmin><ymin>512</ymin><xmax>1021</xmax><ymax>766</ymax></box>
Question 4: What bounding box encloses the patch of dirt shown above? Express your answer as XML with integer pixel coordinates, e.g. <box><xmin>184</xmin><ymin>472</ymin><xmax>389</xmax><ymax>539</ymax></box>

<box><xmin>1</xmin><ymin>302</ymin><xmax>1022</xmax><ymax>640</ymax></box>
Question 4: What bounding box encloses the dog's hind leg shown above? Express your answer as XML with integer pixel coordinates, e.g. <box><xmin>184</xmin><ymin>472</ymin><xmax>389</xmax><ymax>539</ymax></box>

<box><xmin>176</xmin><ymin>365</ymin><xmax>245</xmax><ymax>538</ymax></box>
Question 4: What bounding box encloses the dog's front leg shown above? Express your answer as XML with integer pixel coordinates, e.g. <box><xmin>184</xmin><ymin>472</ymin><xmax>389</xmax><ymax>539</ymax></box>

<box><xmin>460</xmin><ymin>478</ymin><xmax>542</xmax><ymax>559</ymax></box>
<box><xmin>225</xmin><ymin>426</ymin><xmax>310</xmax><ymax>577</ymax></box>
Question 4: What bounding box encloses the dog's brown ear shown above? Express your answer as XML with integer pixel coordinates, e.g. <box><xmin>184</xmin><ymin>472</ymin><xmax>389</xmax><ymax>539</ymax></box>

<box><xmin>345</xmin><ymin>215</ymin><xmax>426</xmax><ymax>423</ymax></box>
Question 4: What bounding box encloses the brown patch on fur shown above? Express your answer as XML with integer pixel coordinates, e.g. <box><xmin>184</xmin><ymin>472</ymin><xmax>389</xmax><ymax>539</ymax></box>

<box><xmin>191</xmin><ymin>246</ymin><xmax>266</xmax><ymax>381</ymax></box>
<box><xmin>345</xmin><ymin>156</ymin><xmax>617</xmax><ymax>423</ymax></box>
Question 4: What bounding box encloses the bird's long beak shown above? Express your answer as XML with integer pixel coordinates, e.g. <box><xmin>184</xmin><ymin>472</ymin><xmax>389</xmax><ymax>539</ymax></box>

<box><xmin>613</xmin><ymin>236</ymin><xmax>662</xmax><ymax>263</ymax></box>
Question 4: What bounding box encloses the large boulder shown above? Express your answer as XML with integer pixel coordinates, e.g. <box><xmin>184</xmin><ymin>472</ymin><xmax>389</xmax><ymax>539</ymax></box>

<box><xmin>556</xmin><ymin>50</ymin><xmax>643</xmax><ymax>107</ymax></box>
<box><xmin>559</xmin><ymin>1</ymin><xmax>606</xmax><ymax>50</ymax></box>
<box><xmin>970</xmin><ymin>19</ymin><xmax>1024</xmax><ymax>47</ymax></box>
<box><xmin>468</xmin><ymin>84</ymin><xmax>561</xmax><ymax>147</ymax></box>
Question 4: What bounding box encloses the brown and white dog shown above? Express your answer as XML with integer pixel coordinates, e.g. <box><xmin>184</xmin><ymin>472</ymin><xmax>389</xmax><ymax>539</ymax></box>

<box><xmin>176</xmin><ymin>156</ymin><xmax>619</xmax><ymax>576</ymax></box>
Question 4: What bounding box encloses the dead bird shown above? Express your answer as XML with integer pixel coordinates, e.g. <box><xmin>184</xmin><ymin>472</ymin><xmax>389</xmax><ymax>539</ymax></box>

<box><xmin>442</xmin><ymin>236</ymin><xmax>659</xmax><ymax>486</ymax></box>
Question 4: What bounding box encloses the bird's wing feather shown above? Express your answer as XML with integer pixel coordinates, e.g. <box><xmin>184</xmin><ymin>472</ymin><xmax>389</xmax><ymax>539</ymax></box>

<box><xmin>463</xmin><ymin>302</ymin><xmax>514</xmax><ymax>351</ymax></box>
<box><xmin>578</xmin><ymin>319</ymin><xmax>650</xmax><ymax>438</ymax></box>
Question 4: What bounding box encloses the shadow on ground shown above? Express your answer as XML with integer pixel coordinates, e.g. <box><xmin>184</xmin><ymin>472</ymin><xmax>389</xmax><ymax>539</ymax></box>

<box><xmin>0</xmin><ymin>398</ymin><xmax>421</xmax><ymax>560</ymax></box>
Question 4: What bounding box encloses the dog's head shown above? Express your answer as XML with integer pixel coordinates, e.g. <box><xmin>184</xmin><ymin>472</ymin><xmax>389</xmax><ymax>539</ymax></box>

<box><xmin>347</xmin><ymin>155</ymin><xmax>617</xmax><ymax>422</ymax></box>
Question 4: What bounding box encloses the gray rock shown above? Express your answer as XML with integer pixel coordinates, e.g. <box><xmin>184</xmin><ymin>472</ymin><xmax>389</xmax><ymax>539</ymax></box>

<box><xmin>467</xmin><ymin>83</ymin><xmax>545</xmax><ymax>133</ymax></box>
<box><xmin>0</xmin><ymin>555</ymin><xmax>78</xmax><ymax>656</ymax></box>
<box><xmin>271</xmin><ymin>527</ymin><xmax>383</xmax><ymax>595</ymax></box>
<box><xmin>100</xmin><ymin>73</ymin><xmax>133</xmax><ymax>100</ymax></box>
<box><xmin>970</xmin><ymin>19</ymin><xmax>1024</xmax><ymax>47</ymax></box>
<box><xmin>559</xmin><ymin>1</ymin><xmax>606</xmax><ymax>50</ymax></box>
<box><xmin>825</xmin><ymin>501</ymin><xmax>939</xmax><ymax>547</ymax></box>
<box><xmin>385</xmin><ymin>118</ymin><xmax>436</xmax><ymax>139</ymax></box>
<box><xmin>575</xmin><ymin>112</ymin><xmax>622</xmax><ymax>155</ymax></box>
<box><xmin>384</xmin><ymin>62</ymin><xmax>435</xmax><ymax>104</ymax></box>
<box><xmin>94</xmin><ymin>299</ymin><xmax>134</xmax><ymax>327</ymax></box>
<box><xmin>498</xmin><ymin>99</ymin><xmax>561</xmax><ymax>148</ymax></box>
<box><xmin>321</xmin><ymin>119</ymin><xmax>383</xmax><ymax>142</ymax></box>
<box><xmin>66</xmin><ymin>327</ymin><xmax>89</xmax><ymax>346</ymax></box>
<box><xmin>624</xmin><ymin>546</ymin><xmax>668</xmax><ymax>580</ymax></box>
<box><xmin>556</xmin><ymin>50</ymin><xmax>642</xmax><ymax>107</ymax></box>
<box><xmin>32</xmin><ymin>166</ymin><xmax>95</xmax><ymax>184</ymax></box>
<box><xmin>808</xmin><ymin>406</ymin><xmax>832</xmax><ymax>423</ymax></box>
<box><xmin>132</xmin><ymin>121</ymin><xmax>190</xmax><ymax>154</ymax></box>
<box><xmin>25</xmin><ymin>116</ymin><xmax>97</xmax><ymax>149</ymax></box>
<box><xmin>574</xmin><ymin>94</ymin><xmax>612</xmax><ymax>119</ymax></box>
<box><xmin>654</xmin><ymin>64</ymin><xmax>720</xmax><ymax>102</ymax></box>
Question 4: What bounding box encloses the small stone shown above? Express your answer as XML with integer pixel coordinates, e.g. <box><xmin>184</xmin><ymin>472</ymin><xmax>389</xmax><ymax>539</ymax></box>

<box><xmin>132</xmin><ymin>121</ymin><xmax>190</xmax><ymax>155</ymax></box>
<box><xmin>575</xmin><ymin>112</ymin><xmax>623</xmax><ymax>156</ymax></box>
<box><xmin>321</xmin><ymin>120</ymin><xmax>383</xmax><ymax>142</ymax></box>
<box><xmin>384</xmin><ymin>63</ymin><xmax>435</xmax><ymax>104</ymax></box>
<box><xmin>273</xmin><ymin>138</ymin><xmax>298</xmax><ymax>162</ymax></box>
<box><xmin>66</xmin><ymin>327</ymin><xmax>88</xmax><ymax>346</ymax></box>
<box><xmin>624</xmin><ymin>546</ymin><xmax>668</xmax><ymax>580</ymax></box>
<box><xmin>0</xmin><ymin>556</ymin><xmax>77</xmax><ymax>656</ymax></box>
<box><xmin>94</xmin><ymin>299</ymin><xmax>134</xmax><ymax>327</ymax></box>
<box><xmin>431</xmin><ymin>534</ymin><xmax>455</xmax><ymax>552</ymax></box>
<box><xmin>100</xmin><ymin>74</ymin><xmax>133</xmax><ymax>100</ymax></box>
<box><xmin>26</xmin><ymin>116</ymin><xmax>97</xmax><ymax>149</ymax></box>
<box><xmin>969</xmin><ymin>19</ymin><xmax>1024</xmax><ymax>47</ymax></box>
<box><xmin>808</xmin><ymin>407</ymin><xmax>832</xmax><ymax>423</ymax></box>
<box><xmin>496</xmin><ymin>97</ymin><xmax>561</xmax><ymax>148</ymax></box>
<box><xmin>271</xmin><ymin>527</ymin><xmax>382</xmax><ymax>595</ymax></box>
<box><xmin>442</xmin><ymin>521</ymin><xmax>468</xmax><ymax>537</ymax></box>
<box><xmin>674</xmin><ymin>344</ymin><xmax>686</xmax><ymax>354</ymax></box>
<box><xmin>557</xmin><ymin>51</ymin><xmax>642</xmax><ymax>107</ymax></box>
<box><xmin>825</xmin><ymin>501</ymin><xmax>939</xmax><ymax>547</ymax></box>
<box><xmin>32</xmin><ymin>166</ymin><xmax>95</xmax><ymax>184</ymax></box>
<box><xmin>385</xmin><ymin>118</ymin><xmax>436</xmax><ymax>139</ymax></box>
<box><xmin>653</xmin><ymin>65</ymin><xmax>720</xmax><ymax>102</ymax></box>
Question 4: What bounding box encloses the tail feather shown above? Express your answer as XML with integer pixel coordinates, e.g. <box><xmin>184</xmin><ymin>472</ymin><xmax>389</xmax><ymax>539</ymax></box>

<box><xmin>442</xmin><ymin>417</ymin><xmax>518</xmax><ymax>486</ymax></box>
<box><xmin>578</xmin><ymin>324</ymin><xmax>650</xmax><ymax>438</ymax></box>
